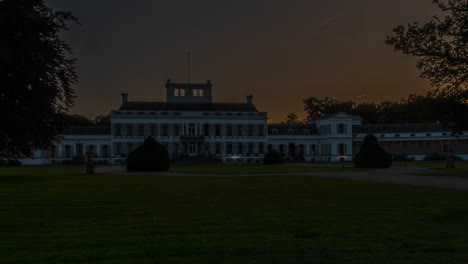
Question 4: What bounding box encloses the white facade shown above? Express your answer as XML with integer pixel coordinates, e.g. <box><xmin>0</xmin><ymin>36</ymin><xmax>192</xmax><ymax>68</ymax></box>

<box><xmin>17</xmin><ymin>82</ymin><xmax>468</xmax><ymax>164</ymax></box>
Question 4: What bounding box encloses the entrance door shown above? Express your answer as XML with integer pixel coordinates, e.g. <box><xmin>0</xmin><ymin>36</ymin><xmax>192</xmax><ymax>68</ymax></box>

<box><xmin>188</xmin><ymin>143</ymin><xmax>197</xmax><ymax>156</ymax></box>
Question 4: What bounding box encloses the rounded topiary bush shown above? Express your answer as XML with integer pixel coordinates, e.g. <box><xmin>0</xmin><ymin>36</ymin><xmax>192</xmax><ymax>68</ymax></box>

<box><xmin>354</xmin><ymin>134</ymin><xmax>392</xmax><ymax>168</ymax></box>
<box><xmin>126</xmin><ymin>137</ymin><xmax>170</xmax><ymax>172</ymax></box>
<box><xmin>264</xmin><ymin>149</ymin><xmax>285</xmax><ymax>164</ymax></box>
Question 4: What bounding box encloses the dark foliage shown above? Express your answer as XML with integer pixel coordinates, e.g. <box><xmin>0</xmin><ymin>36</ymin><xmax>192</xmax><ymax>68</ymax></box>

<box><xmin>0</xmin><ymin>159</ymin><xmax>22</xmax><ymax>166</ymax></box>
<box><xmin>281</xmin><ymin>113</ymin><xmax>304</xmax><ymax>124</ymax></box>
<box><xmin>264</xmin><ymin>150</ymin><xmax>285</xmax><ymax>164</ymax></box>
<box><xmin>424</xmin><ymin>153</ymin><xmax>464</xmax><ymax>161</ymax></box>
<box><xmin>391</xmin><ymin>154</ymin><xmax>416</xmax><ymax>162</ymax></box>
<box><xmin>94</xmin><ymin>113</ymin><xmax>111</xmax><ymax>126</ymax></box>
<box><xmin>386</xmin><ymin>0</ymin><xmax>467</xmax><ymax>93</ymax></box>
<box><xmin>302</xmin><ymin>93</ymin><xmax>468</xmax><ymax>131</ymax></box>
<box><xmin>0</xmin><ymin>0</ymin><xmax>78</xmax><ymax>158</ymax></box>
<box><xmin>354</xmin><ymin>134</ymin><xmax>392</xmax><ymax>168</ymax></box>
<box><xmin>126</xmin><ymin>137</ymin><xmax>170</xmax><ymax>172</ymax></box>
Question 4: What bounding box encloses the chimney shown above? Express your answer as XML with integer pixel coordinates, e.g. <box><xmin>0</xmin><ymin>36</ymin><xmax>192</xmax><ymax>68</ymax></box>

<box><xmin>121</xmin><ymin>93</ymin><xmax>128</xmax><ymax>104</ymax></box>
<box><xmin>246</xmin><ymin>95</ymin><xmax>253</xmax><ymax>105</ymax></box>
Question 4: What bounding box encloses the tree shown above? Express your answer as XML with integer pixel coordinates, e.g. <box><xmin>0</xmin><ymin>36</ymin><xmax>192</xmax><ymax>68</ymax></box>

<box><xmin>94</xmin><ymin>113</ymin><xmax>111</xmax><ymax>126</ymax></box>
<box><xmin>0</xmin><ymin>0</ymin><xmax>78</xmax><ymax>158</ymax></box>
<box><xmin>281</xmin><ymin>113</ymin><xmax>303</xmax><ymax>124</ymax></box>
<box><xmin>60</xmin><ymin>114</ymin><xmax>94</xmax><ymax>126</ymax></box>
<box><xmin>354</xmin><ymin>134</ymin><xmax>392</xmax><ymax>168</ymax></box>
<box><xmin>386</xmin><ymin>0</ymin><xmax>467</xmax><ymax>94</ymax></box>
<box><xmin>126</xmin><ymin>137</ymin><xmax>170</xmax><ymax>172</ymax></box>
<box><xmin>263</xmin><ymin>149</ymin><xmax>285</xmax><ymax>164</ymax></box>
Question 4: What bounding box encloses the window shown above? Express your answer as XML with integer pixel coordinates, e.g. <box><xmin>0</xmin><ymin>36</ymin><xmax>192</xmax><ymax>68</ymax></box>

<box><xmin>442</xmin><ymin>133</ymin><xmax>447</xmax><ymax>136</ymax></box>
<box><xmin>227</xmin><ymin>142</ymin><xmax>233</xmax><ymax>154</ymax></box>
<box><xmin>204</xmin><ymin>124</ymin><xmax>210</xmax><ymax>136</ymax></box>
<box><xmin>102</xmin><ymin>145</ymin><xmax>109</xmax><ymax>157</ymax></box>
<box><xmin>87</xmin><ymin>144</ymin><xmax>95</xmax><ymax>155</ymax></box>
<box><xmin>338</xmin><ymin>143</ymin><xmax>347</xmax><ymax>155</ymax></box>
<box><xmin>138</xmin><ymin>124</ymin><xmax>145</xmax><ymax>136</ymax></box>
<box><xmin>238</xmin><ymin>125</ymin><xmax>243</xmax><ymax>137</ymax></box>
<box><xmin>127</xmin><ymin>142</ymin><xmax>133</xmax><ymax>154</ymax></box>
<box><xmin>188</xmin><ymin>124</ymin><xmax>196</xmax><ymax>135</ymax></box>
<box><xmin>288</xmin><ymin>129</ymin><xmax>294</xmax><ymax>135</ymax></box>
<box><xmin>127</xmin><ymin>124</ymin><xmax>133</xmax><ymax>136</ymax></box>
<box><xmin>272</xmin><ymin>129</ymin><xmax>278</xmax><ymax>135</ymax></box>
<box><xmin>76</xmin><ymin>143</ymin><xmax>83</xmax><ymax>156</ymax></box>
<box><xmin>64</xmin><ymin>145</ymin><xmax>72</xmax><ymax>158</ymax></box>
<box><xmin>237</xmin><ymin>142</ymin><xmax>243</xmax><ymax>154</ymax></box>
<box><xmin>227</xmin><ymin>125</ymin><xmax>233</xmax><ymax>137</ymax></box>
<box><xmin>215</xmin><ymin>142</ymin><xmax>221</xmax><ymax>154</ymax></box>
<box><xmin>150</xmin><ymin>124</ymin><xmax>156</xmax><ymax>136</ymax></box>
<box><xmin>304</xmin><ymin>129</ymin><xmax>310</xmax><ymax>134</ymax></box>
<box><xmin>193</xmin><ymin>88</ymin><xmax>204</xmax><ymax>96</ymax></box>
<box><xmin>259</xmin><ymin>142</ymin><xmax>265</xmax><ymax>154</ymax></box>
<box><xmin>174</xmin><ymin>88</ymin><xmax>185</xmax><ymax>96</ymax></box>
<box><xmin>410</xmin><ymin>133</ymin><xmax>415</xmax><ymax>137</ymax></box>
<box><xmin>426</xmin><ymin>133</ymin><xmax>432</xmax><ymax>136</ymax></box>
<box><xmin>248</xmin><ymin>142</ymin><xmax>254</xmax><ymax>154</ymax></box>
<box><xmin>115</xmin><ymin>124</ymin><xmax>121</xmax><ymax>136</ymax></box>
<box><xmin>259</xmin><ymin>125</ymin><xmax>265</xmax><ymax>137</ymax></box>
<box><xmin>215</xmin><ymin>124</ymin><xmax>221</xmax><ymax>136</ymax></box>
<box><xmin>338</xmin><ymin>124</ymin><xmax>347</xmax><ymax>134</ymax></box>
<box><xmin>279</xmin><ymin>144</ymin><xmax>285</xmax><ymax>154</ymax></box>
<box><xmin>174</xmin><ymin>124</ymin><xmax>180</xmax><ymax>136</ymax></box>
<box><xmin>162</xmin><ymin>124</ymin><xmax>169</xmax><ymax>137</ymax></box>
<box><xmin>248</xmin><ymin>125</ymin><xmax>254</xmax><ymax>136</ymax></box>
<box><xmin>395</xmin><ymin>134</ymin><xmax>400</xmax><ymax>137</ymax></box>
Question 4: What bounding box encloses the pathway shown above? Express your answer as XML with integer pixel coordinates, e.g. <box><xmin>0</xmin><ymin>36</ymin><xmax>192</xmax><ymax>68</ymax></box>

<box><xmin>94</xmin><ymin>165</ymin><xmax>468</xmax><ymax>191</ymax></box>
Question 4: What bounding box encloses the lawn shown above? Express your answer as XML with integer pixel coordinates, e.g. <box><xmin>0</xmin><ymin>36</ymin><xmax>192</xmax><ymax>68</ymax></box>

<box><xmin>170</xmin><ymin>164</ymin><xmax>361</xmax><ymax>174</ymax></box>
<box><xmin>1</xmin><ymin>166</ymin><xmax>468</xmax><ymax>263</ymax></box>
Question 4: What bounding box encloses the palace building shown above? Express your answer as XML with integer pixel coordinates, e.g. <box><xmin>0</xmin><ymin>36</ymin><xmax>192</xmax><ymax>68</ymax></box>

<box><xmin>20</xmin><ymin>80</ymin><xmax>468</xmax><ymax>165</ymax></box>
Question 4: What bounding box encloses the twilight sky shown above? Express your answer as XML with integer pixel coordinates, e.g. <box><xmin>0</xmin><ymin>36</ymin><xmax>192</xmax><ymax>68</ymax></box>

<box><xmin>49</xmin><ymin>0</ymin><xmax>439</xmax><ymax>123</ymax></box>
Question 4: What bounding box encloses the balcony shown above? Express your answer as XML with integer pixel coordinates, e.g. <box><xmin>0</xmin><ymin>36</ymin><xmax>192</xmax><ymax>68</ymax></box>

<box><xmin>180</xmin><ymin>135</ymin><xmax>204</xmax><ymax>142</ymax></box>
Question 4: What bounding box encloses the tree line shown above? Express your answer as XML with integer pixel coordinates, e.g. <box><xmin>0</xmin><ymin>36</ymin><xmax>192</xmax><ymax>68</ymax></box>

<box><xmin>283</xmin><ymin>91</ymin><xmax>468</xmax><ymax>132</ymax></box>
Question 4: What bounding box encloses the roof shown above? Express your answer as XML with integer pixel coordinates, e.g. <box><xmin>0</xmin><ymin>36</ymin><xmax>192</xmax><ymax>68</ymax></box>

<box><xmin>60</xmin><ymin>126</ymin><xmax>111</xmax><ymax>135</ymax></box>
<box><xmin>119</xmin><ymin>102</ymin><xmax>259</xmax><ymax>112</ymax></box>
<box><xmin>165</xmin><ymin>80</ymin><xmax>212</xmax><ymax>89</ymax></box>
<box><xmin>353</xmin><ymin>123</ymin><xmax>447</xmax><ymax>134</ymax></box>
<box><xmin>268</xmin><ymin>124</ymin><xmax>318</xmax><ymax>135</ymax></box>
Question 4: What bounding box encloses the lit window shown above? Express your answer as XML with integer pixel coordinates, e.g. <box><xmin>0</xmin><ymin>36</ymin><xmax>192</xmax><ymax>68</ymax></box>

<box><xmin>175</xmin><ymin>88</ymin><xmax>185</xmax><ymax>96</ymax></box>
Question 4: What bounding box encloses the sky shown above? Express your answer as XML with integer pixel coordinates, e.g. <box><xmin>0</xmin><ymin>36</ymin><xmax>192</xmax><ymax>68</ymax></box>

<box><xmin>49</xmin><ymin>0</ymin><xmax>440</xmax><ymax>123</ymax></box>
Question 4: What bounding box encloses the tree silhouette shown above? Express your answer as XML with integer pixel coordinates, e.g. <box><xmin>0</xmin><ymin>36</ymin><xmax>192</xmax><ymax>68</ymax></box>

<box><xmin>386</xmin><ymin>0</ymin><xmax>467</xmax><ymax>94</ymax></box>
<box><xmin>281</xmin><ymin>113</ymin><xmax>303</xmax><ymax>124</ymax></box>
<box><xmin>0</xmin><ymin>0</ymin><xmax>78</xmax><ymax>157</ymax></box>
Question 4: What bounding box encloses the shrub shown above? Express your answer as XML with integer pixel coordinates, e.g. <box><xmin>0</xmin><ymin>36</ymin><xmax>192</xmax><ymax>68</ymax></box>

<box><xmin>354</xmin><ymin>134</ymin><xmax>392</xmax><ymax>168</ymax></box>
<box><xmin>423</xmin><ymin>153</ymin><xmax>445</xmax><ymax>161</ymax></box>
<box><xmin>392</xmin><ymin>154</ymin><xmax>415</xmax><ymax>161</ymax></box>
<box><xmin>6</xmin><ymin>159</ymin><xmax>22</xmax><ymax>166</ymax></box>
<box><xmin>126</xmin><ymin>137</ymin><xmax>170</xmax><ymax>172</ymax></box>
<box><xmin>264</xmin><ymin>150</ymin><xmax>285</xmax><ymax>164</ymax></box>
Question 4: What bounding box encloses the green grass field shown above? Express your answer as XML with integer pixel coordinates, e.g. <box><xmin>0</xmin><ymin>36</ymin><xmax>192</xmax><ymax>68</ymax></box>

<box><xmin>1</xmin><ymin>166</ymin><xmax>468</xmax><ymax>263</ymax></box>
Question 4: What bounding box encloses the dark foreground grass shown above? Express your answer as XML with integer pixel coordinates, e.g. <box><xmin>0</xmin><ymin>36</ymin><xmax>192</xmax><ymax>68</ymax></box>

<box><xmin>394</xmin><ymin>161</ymin><xmax>468</xmax><ymax>177</ymax></box>
<box><xmin>170</xmin><ymin>164</ymin><xmax>360</xmax><ymax>174</ymax></box>
<box><xmin>1</xmin><ymin>166</ymin><xmax>468</xmax><ymax>263</ymax></box>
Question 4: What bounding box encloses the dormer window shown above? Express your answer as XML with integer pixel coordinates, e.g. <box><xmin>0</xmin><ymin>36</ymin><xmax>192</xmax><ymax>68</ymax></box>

<box><xmin>193</xmin><ymin>88</ymin><xmax>204</xmax><ymax>96</ymax></box>
<box><xmin>174</xmin><ymin>88</ymin><xmax>185</xmax><ymax>96</ymax></box>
